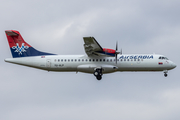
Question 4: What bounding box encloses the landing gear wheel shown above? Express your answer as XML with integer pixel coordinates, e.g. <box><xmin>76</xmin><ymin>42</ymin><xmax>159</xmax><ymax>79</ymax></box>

<box><xmin>163</xmin><ymin>70</ymin><xmax>168</xmax><ymax>77</ymax></box>
<box><xmin>94</xmin><ymin>71</ymin><xmax>99</xmax><ymax>76</ymax></box>
<box><xmin>96</xmin><ymin>75</ymin><xmax>102</xmax><ymax>80</ymax></box>
<box><xmin>94</xmin><ymin>68</ymin><xmax>103</xmax><ymax>80</ymax></box>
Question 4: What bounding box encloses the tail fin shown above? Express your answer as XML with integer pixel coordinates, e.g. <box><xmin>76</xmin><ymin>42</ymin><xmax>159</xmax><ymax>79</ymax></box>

<box><xmin>5</xmin><ymin>30</ymin><xmax>55</xmax><ymax>58</ymax></box>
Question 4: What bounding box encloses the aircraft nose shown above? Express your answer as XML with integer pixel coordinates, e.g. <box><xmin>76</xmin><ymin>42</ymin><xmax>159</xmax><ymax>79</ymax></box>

<box><xmin>171</xmin><ymin>62</ymin><xmax>177</xmax><ymax>69</ymax></box>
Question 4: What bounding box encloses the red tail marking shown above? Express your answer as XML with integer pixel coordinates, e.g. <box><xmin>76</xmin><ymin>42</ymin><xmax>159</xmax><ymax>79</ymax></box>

<box><xmin>5</xmin><ymin>30</ymin><xmax>31</xmax><ymax>48</ymax></box>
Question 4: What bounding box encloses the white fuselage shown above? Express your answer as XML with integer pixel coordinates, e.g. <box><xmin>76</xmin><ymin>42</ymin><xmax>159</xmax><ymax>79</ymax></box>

<box><xmin>5</xmin><ymin>54</ymin><xmax>176</xmax><ymax>74</ymax></box>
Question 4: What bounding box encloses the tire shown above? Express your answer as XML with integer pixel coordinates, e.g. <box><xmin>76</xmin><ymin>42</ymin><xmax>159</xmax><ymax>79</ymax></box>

<box><xmin>96</xmin><ymin>75</ymin><xmax>102</xmax><ymax>80</ymax></box>
<box><xmin>94</xmin><ymin>71</ymin><xmax>99</xmax><ymax>76</ymax></box>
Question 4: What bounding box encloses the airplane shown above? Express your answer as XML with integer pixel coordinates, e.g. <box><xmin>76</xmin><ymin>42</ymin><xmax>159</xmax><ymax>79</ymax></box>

<box><xmin>4</xmin><ymin>30</ymin><xmax>176</xmax><ymax>80</ymax></box>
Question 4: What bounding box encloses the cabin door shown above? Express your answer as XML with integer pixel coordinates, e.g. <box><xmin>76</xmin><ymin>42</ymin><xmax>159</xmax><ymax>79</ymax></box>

<box><xmin>46</xmin><ymin>59</ymin><xmax>51</xmax><ymax>68</ymax></box>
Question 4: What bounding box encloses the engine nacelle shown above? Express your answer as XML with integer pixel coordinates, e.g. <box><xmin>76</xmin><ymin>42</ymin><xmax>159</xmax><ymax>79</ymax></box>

<box><xmin>77</xmin><ymin>64</ymin><xmax>118</xmax><ymax>74</ymax></box>
<box><xmin>103</xmin><ymin>48</ymin><xmax>116</xmax><ymax>55</ymax></box>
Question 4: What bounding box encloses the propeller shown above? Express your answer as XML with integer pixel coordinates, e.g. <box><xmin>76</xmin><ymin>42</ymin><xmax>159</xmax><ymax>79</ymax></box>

<box><xmin>115</xmin><ymin>41</ymin><xmax>121</xmax><ymax>64</ymax></box>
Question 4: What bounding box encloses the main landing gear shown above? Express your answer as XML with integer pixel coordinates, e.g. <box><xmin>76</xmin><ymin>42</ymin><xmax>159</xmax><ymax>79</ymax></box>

<box><xmin>164</xmin><ymin>70</ymin><xmax>168</xmax><ymax>77</ymax></box>
<box><xmin>94</xmin><ymin>68</ymin><xmax>103</xmax><ymax>80</ymax></box>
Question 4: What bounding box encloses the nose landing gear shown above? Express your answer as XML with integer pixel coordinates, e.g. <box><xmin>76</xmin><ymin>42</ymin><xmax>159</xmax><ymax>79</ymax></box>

<box><xmin>94</xmin><ymin>68</ymin><xmax>103</xmax><ymax>80</ymax></box>
<box><xmin>164</xmin><ymin>73</ymin><xmax>168</xmax><ymax>77</ymax></box>
<box><xmin>164</xmin><ymin>70</ymin><xmax>168</xmax><ymax>77</ymax></box>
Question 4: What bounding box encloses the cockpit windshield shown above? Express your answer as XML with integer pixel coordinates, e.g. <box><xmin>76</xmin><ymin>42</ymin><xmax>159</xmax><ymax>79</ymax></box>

<box><xmin>159</xmin><ymin>56</ymin><xmax>169</xmax><ymax>60</ymax></box>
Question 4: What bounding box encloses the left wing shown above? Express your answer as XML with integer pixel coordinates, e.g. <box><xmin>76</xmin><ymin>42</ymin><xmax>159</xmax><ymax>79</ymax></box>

<box><xmin>83</xmin><ymin>37</ymin><xmax>117</xmax><ymax>57</ymax></box>
<box><xmin>83</xmin><ymin>37</ymin><xmax>104</xmax><ymax>56</ymax></box>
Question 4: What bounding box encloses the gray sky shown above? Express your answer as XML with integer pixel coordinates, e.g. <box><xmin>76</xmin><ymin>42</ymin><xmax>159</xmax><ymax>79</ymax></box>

<box><xmin>0</xmin><ymin>0</ymin><xmax>180</xmax><ymax>120</ymax></box>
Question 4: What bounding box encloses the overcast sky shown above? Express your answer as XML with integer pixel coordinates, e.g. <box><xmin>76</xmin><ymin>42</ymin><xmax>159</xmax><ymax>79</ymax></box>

<box><xmin>0</xmin><ymin>0</ymin><xmax>180</xmax><ymax>120</ymax></box>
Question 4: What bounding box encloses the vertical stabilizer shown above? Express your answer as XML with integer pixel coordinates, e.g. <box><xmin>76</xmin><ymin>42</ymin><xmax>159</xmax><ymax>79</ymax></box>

<box><xmin>5</xmin><ymin>30</ymin><xmax>55</xmax><ymax>58</ymax></box>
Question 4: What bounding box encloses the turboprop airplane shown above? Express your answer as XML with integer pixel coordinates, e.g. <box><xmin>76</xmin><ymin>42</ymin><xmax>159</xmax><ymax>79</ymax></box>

<box><xmin>4</xmin><ymin>30</ymin><xmax>176</xmax><ymax>80</ymax></box>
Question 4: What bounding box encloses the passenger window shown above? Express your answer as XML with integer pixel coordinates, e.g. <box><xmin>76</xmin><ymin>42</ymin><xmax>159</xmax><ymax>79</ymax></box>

<box><xmin>93</xmin><ymin>59</ymin><xmax>95</xmax><ymax>62</ymax></box>
<box><xmin>127</xmin><ymin>59</ymin><xmax>129</xmax><ymax>61</ymax></box>
<box><xmin>103</xmin><ymin>59</ymin><xmax>105</xmax><ymax>62</ymax></box>
<box><xmin>68</xmin><ymin>59</ymin><xmax>70</xmax><ymax>62</ymax></box>
<box><xmin>75</xmin><ymin>59</ymin><xmax>77</xmax><ymax>62</ymax></box>
<box><xmin>71</xmin><ymin>59</ymin><xmax>73</xmax><ymax>62</ymax></box>
<box><xmin>124</xmin><ymin>59</ymin><xmax>126</xmax><ymax>61</ymax></box>
<box><xmin>89</xmin><ymin>59</ymin><xmax>91</xmax><ymax>62</ymax></box>
<box><xmin>121</xmin><ymin>59</ymin><xmax>123</xmax><ymax>61</ymax></box>
<box><xmin>96</xmin><ymin>59</ymin><xmax>98</xmax><ymax>62</ymax></box>
<box><xmin>107</xmin><ymin>59</ymin><xmax>109</xmax><ymax>62</ymax></box>
<box><xmin>82</xmin><ymin>59</ymin><xmax>84</xmax><ymax>62</ymax></box>
<box><xmin>78</xmin><ymin>59</ymin><xmax>80</xmax><ymax>62</ymax></box>
<box><xmin>64</xmin><ymin>59</ymin><xmax>66</xmax><ymax>62</ymax></box>
<box><xmin>61</xmin><ymin>59</ymin><xmax>63</xmax><ymax>62</ymax></box>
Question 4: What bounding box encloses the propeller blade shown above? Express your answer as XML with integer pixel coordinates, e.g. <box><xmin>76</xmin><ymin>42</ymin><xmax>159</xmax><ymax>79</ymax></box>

<box><xmin>115</xmin><ymin>41</ymin><xmax>118</xmax><ymax>64</ymax></box>
<box><xmin>116</xmin><ymin>41</ymin><xmax>118</xmax><ymax>51</ymax></box>
<box><xmin>115</xmin><ymin>53</ymin><xmax>117</xmax><ymax>64</ymax></box>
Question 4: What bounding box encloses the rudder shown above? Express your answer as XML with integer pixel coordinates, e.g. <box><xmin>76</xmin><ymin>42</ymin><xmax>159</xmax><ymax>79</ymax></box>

<box><xmin>5</xmin><ymin>30</ymin><xmax>55</xmax><ymax>58</ymax></box>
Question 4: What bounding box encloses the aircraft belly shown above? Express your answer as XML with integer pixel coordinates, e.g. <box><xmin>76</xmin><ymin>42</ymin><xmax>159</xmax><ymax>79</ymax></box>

<box><xmin>118</xmin><ymin>61</ymin><xmax>165</xmax><ymax>71</ymax></box>
<box><xmin>77</xmin><ymin>64</ymin><xmax>118</xmax><ymax>74</ymax></box>
<box><xmin>77</xmin><ymin>64</ymin><xmax>96</xmax><ymax>73</ymax></box>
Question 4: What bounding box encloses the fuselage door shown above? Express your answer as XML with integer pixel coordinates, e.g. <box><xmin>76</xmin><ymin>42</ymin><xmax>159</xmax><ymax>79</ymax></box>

<box><xmin>46</xmin><ymin>59</ymin><xmax>51</xmax><ymax>68</ymax></box>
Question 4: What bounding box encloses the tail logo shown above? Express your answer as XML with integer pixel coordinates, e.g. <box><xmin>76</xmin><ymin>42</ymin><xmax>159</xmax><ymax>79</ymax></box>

<box><xmin>12</xmin><ymin>43</ymin><xmax>29</xmax><ymax>55</ymax></box>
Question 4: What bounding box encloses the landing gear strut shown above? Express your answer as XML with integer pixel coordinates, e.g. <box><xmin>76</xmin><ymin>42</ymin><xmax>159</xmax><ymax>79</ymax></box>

<box><xmin>94</xmin><ymin>68</ymin><xmax>103</xmax><ymax>80</ymax></box>
<box><xmin>164</xmin><ymin>70</ymin><xmax>168</xmax><ymax>77</ymax></box>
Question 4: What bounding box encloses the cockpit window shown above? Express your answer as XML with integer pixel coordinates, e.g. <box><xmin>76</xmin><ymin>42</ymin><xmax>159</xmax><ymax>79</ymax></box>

<box><xmin>165</xmin><ymin>57</ymin><xmax>169</xmax><ymax>60</ymax></box>
<box><xmin>159</xmin><ymin>56</ymin><xmax>169</xmax><ymax>60</ymax></box>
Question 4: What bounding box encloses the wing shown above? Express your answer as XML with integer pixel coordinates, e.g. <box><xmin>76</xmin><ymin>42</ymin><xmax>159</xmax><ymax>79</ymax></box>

<box><xmin>83</xmin><ymin>37</ymin><xmax>104</xmax><ymax>56</ymax></box>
